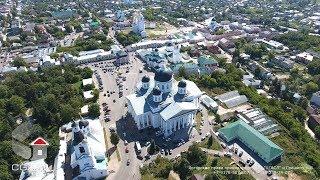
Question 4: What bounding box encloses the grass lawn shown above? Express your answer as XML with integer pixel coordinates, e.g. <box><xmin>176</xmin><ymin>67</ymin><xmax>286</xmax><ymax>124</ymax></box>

<box><xmin>141</xmin><ymin>174</ymin><xmax>157</xmax><ymax>180</ymax></box>
<box><xmin>195</xmin><ymin>112</ymin><xmax>202</xmax><ymax>132</ymax></box>
<box><xmin>116</xmin><ymin>147</ymin><xmax>121</xmax><ymax>162</ymax></box>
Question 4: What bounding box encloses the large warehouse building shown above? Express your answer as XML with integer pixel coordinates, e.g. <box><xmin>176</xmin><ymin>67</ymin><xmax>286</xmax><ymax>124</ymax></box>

<box><xmin>218</xmin><ymin>120</ymin><xmax>283</xmax><ymax>164</ymax></box>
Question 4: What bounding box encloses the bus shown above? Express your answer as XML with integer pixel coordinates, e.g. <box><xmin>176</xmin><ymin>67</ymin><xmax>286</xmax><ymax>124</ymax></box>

<box><xmin>135</xmin><ymin>141</ymin><xmax>141</xmax><ymax>154</ymax></box>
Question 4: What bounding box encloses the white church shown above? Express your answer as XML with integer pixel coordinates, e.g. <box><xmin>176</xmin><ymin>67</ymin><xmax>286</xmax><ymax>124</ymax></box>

<box><xmin>126</xmin><ymin>68</ymin><xmax>203</xmax><ymax>137</ymax></box>
<box><xmin>132</xmin><ymin>11</ymin><xmax>147</xmax><ymax>38</ymax></box>
<box><xmin>68</xmin><ymin>120</ymin><xmax>108</xmax><ymax>180</ymax></box>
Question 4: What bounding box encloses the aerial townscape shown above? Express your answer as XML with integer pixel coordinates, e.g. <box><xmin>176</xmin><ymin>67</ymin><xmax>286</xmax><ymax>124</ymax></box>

<box><xmin>1</xmin><ymin>0</ymin><xmax>320</xmax><ymax>180</ymax></box>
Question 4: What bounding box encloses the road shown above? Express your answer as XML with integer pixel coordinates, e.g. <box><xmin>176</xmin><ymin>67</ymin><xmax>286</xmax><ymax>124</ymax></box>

<box><xmin>83</xmin><ymin>54</ymin><xmax>152</xmax><ymax>180</ymax></box>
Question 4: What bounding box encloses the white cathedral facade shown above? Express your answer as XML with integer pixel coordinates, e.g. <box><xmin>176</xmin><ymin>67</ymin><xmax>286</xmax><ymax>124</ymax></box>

<box><xmin>126</xmin><ymin>69</ymin><xmax>203</xmax><ymax>137</ymax></box>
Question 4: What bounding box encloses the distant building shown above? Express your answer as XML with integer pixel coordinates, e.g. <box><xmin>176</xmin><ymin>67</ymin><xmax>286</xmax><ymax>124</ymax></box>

<box><xmin>257</xmin><ymin>39</ymin><xmax>289</xmax><ymax>52</ymax></box>
<box><xmin>296</xmin><ymin>52</ymin><xmax>313</xmax><ymax>64</ymax></box>
<box><xmin>237</xmin><ymin>108</ymin><xmax>279</xmax><ymax>135</ymax></box>
<box><xmin>247</xmin><ymin>61</ymin><xmax>273</xmax><ymax>79</ymax></box>
<box><xmin>215</xmin><ymin>90</ymin><xmax>248</xmax><ymax>109</ymax></box>
<box><xmin>200</xmin><ymin>95</ymin><xmax>218</xmax><ymax>112</ymax></box>
<box><xmin>219</xmin><ymin>120</ymin><xmax>283</xmax><ymax>164</ymax></box>
<box><xmin>126</xmin><ymin>69</ymin><xmax>203</xmax><ymax>137</ymax></box>
<box><xmin>82</xmin><ymin>78</ymin><xmax>93</xmax><ymax>87</ymax></box>
<box><xmin>137</xmin><ymin>48</ymin><xmax>166</xmax><ymax>69</ymax></box>
<box><xmin>209</xmin><ymin>18</ymin><xmax>219</xmax><ymax>31</ymax></box>
<box><xmin>132</xmin><ymin>11</ymin><xmax>146</xmax><ymax>38</ymax></box>
<box><xmin>311</xmin><ymin>91</ymin><xmax>320</xmax><ymax>107</ymax></box>
<box><xmin>269</xmin><ymin>56</ymin><xmax>294</xmax><ymax>70</ymax></box>
<box><xmin>115</xmin><ymin>10</ymin><xmax>125</xmax><ymax>22</ymax></box>
<box><xmin>39</xmin><ymin>55</ymin><xmax>60</xmax><ymax>68</ymax></box>
<box><xmin>64</xmin><ymin>48</ymin><xmax>128</xmax><ymax>65</ymax></box>
<box><xmin>242</xmin><ymin>74</ymin><xmax>261</xmax><ymax>88</ymax></box>
<box><xmin>308</xmin><ymin>114</ymin><xmax>320</xmax><ymax>130</ymax></box>
<box><xmin>52</xmin><ymin>9</ymin><xmax>75</xmax><ymax>19</ymax></box>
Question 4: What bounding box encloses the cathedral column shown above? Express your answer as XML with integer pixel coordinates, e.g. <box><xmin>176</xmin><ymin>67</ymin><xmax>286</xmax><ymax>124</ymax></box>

<box><xmin>173</xmin><ymin>119</ymin><xmax>176</xmax><ymax>131</ymax></box>
<box><xmin>178</xmin><ymin>119</ymin><xmax>181</xmax><ymax>130</ymax></box>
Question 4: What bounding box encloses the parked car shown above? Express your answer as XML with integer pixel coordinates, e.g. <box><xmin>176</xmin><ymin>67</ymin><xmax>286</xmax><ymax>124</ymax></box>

<box><xmin>145</xmin><ymin>141</ymin><xmax>150</xmax><ymax>146</ymax></box>
<box><xmin>249</xmin><ymin>160</ymin><xmax>255</xmax><ymax>167</ymax></box>
<box><xmin>224</xmin><ymin>152</ymin><xmax>232</xmax><ymax>158</ymax></box>
<box><xmin>235</xmin><ymin>147</ymin><xmax>238</xmax><ymax>154</ymax></box>
<box><xmin>126</xmin><ymin>159</ymin><xmax>130</xmax><ymax>166</ymax></box>
<box><xmin>125</xmin><ymin>147</ymin><xmax>129</xmax><ymax>153</ymax></box>
<box><xmin>169</xmin><ymin>149</ymin><xmax>172</xmax><ymax>155</ymax></box>
<box><xmin>267</xmin><ymin>171</ymin><xmax>273</xmax><ymax>176</ymax></box>
<box><xmin>161</xmin><ymin>149</ymin><xmax>164</xmax><ymax>154</ymax></box>
<box><xmin>238</xmin><ymin>151</ymin><xmax>243</xmax><ymax>157</ymax></box>
<box><xmin>145</xmin><ymin>154</ymin><xmax>150</xmax><ymax>160</ymax></box>
<box><xmin>221</xmin><ymin>143</ymin><xmax>227</xmax><ymax>149</ymax></box>
<box><xmin>247</xmin><ymin>158</ymin><xmax>251</xmax><ymax>163</ymax></box>
<box><xmin>239</xmin><ymin>160</ymin><xmax>246</xmax><ymax>167</ymax></box>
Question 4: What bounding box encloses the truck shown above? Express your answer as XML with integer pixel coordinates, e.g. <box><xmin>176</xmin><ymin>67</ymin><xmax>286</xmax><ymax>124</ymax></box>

<box><xmin>135</xmin><ymin>141</ymin><xmax>141</xmax><ymax>154</ymax></box>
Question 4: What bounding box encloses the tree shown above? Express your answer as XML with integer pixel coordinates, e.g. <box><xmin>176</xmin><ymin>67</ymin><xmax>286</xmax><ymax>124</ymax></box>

<box><xmin>147</xmin><ymin>139</ymin><xmax>157</xmax><ymax>155</ymax></box>
<box><xmin>81</xmin><ymin>67</ymin><xmax>93</xmax><ymax>79</ymax></box>
<box><xmin>215</xmin><ymin>114</ymin><xmax>221</xmax><ymax>123</ymax></box>
<box><xmin>173</xmin><ymin>157</ymin><xmax>191</xmax><ymax>179</ymax></box>
<box><xmin>60</xmin><ymin>104</ymin><xmax>78</xmax><ymax>124</ymax></box>
<box><xmin>211</xmin><ymin>158</ymin><xmax>218</xmax><ymax>167</ymax></box>
<box><xmin>186</xmin><ymin>144</ymin><xmax>207</xmax><ymax>167</ymax></box>
<box><xmin>88</xmin><ymin>103</ymin><xmax>100</xmax><ymax>118</ymax></box>
<box><xmin>315</xmin><ymin>126</ymin><xmax>320</xmax><ymax>139</ymax></box>
<box><xmin>178</xmin><ymin>66</ymin><xmax>187</xmax><ymax>78</ymax></box>
<box><xmin>110</xmin><ymin>131</ymin><xmax>120</xmax><ymax>146</ymax></box>
<box><xmin>305</xmin><ymin>82</ymin><xmax>318</xmax><ymax>96</ymax></box>
<box><xmin>11</xmin><ymin>57</ymin><xmax>27</xmax><ymax>67</ymax></box>
<box><xmin>207</xmin><ymin>135</ymin><xmax>213</xmax><ymax>148</ymax></box>
<box><xmin>5</xmin><ymin>96</ymin><xmax>25</xmax><ymax>116</ymax></box>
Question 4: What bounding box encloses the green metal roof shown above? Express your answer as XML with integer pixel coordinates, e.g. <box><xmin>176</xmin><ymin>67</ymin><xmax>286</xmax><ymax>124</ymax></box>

<box><xmin>218</xmin><ymin>120</ymin><xmax>283</xmax><ymax>163</ymax></box>
<box><xmin>198</xmin><ymin>56</ymin><xmax>218</xmax><ymax>67</ymax></box>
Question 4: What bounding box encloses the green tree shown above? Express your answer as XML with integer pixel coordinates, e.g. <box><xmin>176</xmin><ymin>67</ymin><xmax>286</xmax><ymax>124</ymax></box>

<box><xmin>60</xmin><ymin>104</ymin><xmax>78</xmax><ymax>124</ymax></box>
<box><xmin>211</xmin><ymin>158</ymin><xmax>218</xmax><ymax>167</ymax></box>
<box><xmin>5</xmin><ymin>95</ymin><xmax>25</xmax><ymax>116</ymax></box>
<box><xmin>186</xmin><ymin>144</ymin><xmax>207</xmax><ymax>167</ymax></box>
<box><xmin>178</xmin><ymin>66</ymin><xmax>187</xmax><ymax>78</ymax></box>
<box><xmin>110</xmin><ymin>131</ymin><xmax>120</xmax><ymax>146</ymax></box>
<box><xmin>174</xmin><ymin>157</ymin><xmax>191</xmax><ymax>179</ymax></box>
<box><xmin>315</xmin><ymin>126</ymin><xmax>320</xmax><ymax>139</ymax></box>
<box><xmin>147</xmin><ymin>139</ymin><xmax>157</xmax><ymax>155</ymax></box>
<box><xmin>305</xmin><ymin>82</ymin><xmax>318</xmax><ymax>96</ymax></box>
<box><xmin>207</xmin><ymin>135</ymin><xmax>213</xmax><ymax>148</ymax></box>
<box><xmin>81</xmin><ymin>67</ymin><xmax>93</xmax><ymax>79</ymax></box>
<box><xmin>11</xmin><ymin>57</ymin><xmax>27</xmax><ymax>67</ymax></box>
<box><xmin>0</xmin><ymin>160</ymin><xmax>13</xmax><ymax>180</ymax></box>
<box><xmin>88</xmin><ymin>103</ymin><xmax>100</xmax><ymax>118</ymax></box>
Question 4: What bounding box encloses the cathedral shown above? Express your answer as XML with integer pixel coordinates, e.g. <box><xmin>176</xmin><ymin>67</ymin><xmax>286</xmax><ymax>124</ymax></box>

<box><xmin>126</xmin><ymin>68</ymin><xmax>203</xmax><ymax>137</ymax></box>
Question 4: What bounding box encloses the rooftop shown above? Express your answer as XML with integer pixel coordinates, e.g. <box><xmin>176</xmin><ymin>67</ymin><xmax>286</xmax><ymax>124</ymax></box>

<box><xmin>219</xmin><ymin>120</ymin><xmax>283</xmax><ymax>163</ymax></box>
